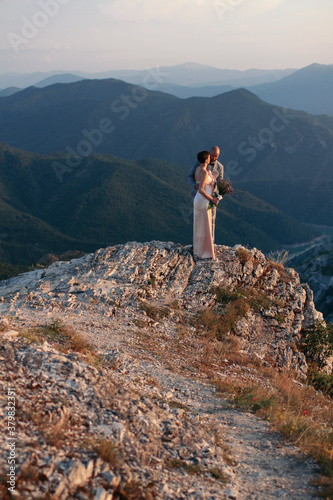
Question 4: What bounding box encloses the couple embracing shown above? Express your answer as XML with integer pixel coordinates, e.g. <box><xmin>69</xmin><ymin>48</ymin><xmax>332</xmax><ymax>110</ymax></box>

<box><xmin>187</xmin><ymin>146</ymin><xmax>224</xmax><ymax>261</ymax></box>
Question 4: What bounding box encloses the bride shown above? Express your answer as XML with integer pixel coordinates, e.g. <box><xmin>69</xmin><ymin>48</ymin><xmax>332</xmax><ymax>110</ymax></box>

<box><xmin>193</xmin><ymin>151</ymin><xmax>220</xmax><ymax>260</ymax></box>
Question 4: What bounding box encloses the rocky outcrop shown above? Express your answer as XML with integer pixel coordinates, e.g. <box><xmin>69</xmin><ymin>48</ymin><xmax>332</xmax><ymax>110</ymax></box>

<box><xmin>0</xmin><ymin>241</ymin><xmax>325</xmax><ymax>378</ymax></box>
<box><xmin>0</xmin><ymin>241</ymin><xmax>326</xmax><ymax>499</ymax></box>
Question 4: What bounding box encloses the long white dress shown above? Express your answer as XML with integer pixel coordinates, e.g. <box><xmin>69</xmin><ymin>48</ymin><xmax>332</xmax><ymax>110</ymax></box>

<box><xmin>193</xmin><ymin>171</ymin><xmax>215</xmax><ymax>259</ymax></box>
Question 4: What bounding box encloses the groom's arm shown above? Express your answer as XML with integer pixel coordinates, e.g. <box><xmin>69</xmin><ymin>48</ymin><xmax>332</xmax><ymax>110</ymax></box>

<box><xmin>215</xmin><ymin>161</ymin><xmax>224</xmax><ymax>183</ymax></box>
<box><xmin>187</xmin><ymin>160</ymin><xmax>199</xmax><ymax>188</ymax></box>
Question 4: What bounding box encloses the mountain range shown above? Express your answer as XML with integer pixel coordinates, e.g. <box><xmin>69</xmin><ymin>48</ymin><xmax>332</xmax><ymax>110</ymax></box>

<box><xmin>249</xmin><ymin>63</ymin><xmax>333</xmax><ymax>116</ymax></box>
<box><xmin>1</xmin><ymin>63</ymin><xmax>332</xmax><ymax>116</ymax></box>
<box><xmin>0</xmin><ymin>63</ymin><xmax>296</xmax><ymax>90</ymax></box>
<box><xmin>0</xmin><ymin>141</ymin><xmax>319</xmax><ymax>268</ymax></box>
<box><xmin>0</xmin><ymin>77</ymin><xmax>332</xmax><ymax>229</ymax></box>
<box><xmin>1</xmin><ymin>79</ymin><xmax>333</xmax><ymax>173</ymax></box>
<box><xmin>138</xmin><ymin>64</ymin><xmax>333</xmax><ymax>116</ymax></box>
<box><xmin>0</xmin><ymin>72</ymin><xmax>332</xmax><ymax>274</ymax></box>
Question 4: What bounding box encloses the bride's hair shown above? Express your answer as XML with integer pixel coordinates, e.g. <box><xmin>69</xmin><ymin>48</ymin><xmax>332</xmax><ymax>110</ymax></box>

<box><xmin>197</xmin><ymin>151</ymin><xmax>210</xmax><ymax>164</ymax></box>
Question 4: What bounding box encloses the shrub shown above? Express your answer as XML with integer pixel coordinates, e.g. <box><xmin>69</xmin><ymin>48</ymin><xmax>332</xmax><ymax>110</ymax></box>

<box><xmin>308</xmin><ymin>366</ymin><xmax>333</xmax><ymax>398</ymax></box>
<box><xmin>303</xmin><ymin>321</ymin><xmax>333</xmax><ymax>366</ymax></box>
<box><xmin>198</xmin><ymin>286</ymin><xmax>272</xmax><ymax>340</ymax></box>
<box><xmin>140</xmin><ymin>302</ymin><xmax>169</xmax><ymax>321</ymax></box>
<box><xmin>236</xmin><ymin>247</ymin><xmax>253</xmax><ymax>265</ymax></box>
<box><xmin>148</xmin><ymin>275</ymin><xmax>156</xmax><ymax>287</ymax></box>
<box><xmin>167</xmin><ymin>459</ymin><xmax>200</xmax><ymax>475</ymax></box>
<box><xmin>235</xmin><ymin>387</ymin><xmax>276</xmax><ymax>413</ymax></box>
<box><xmin>93</xmin><ymin>439</ymin><xmax>121</xmax><ymax>466</ymax></box>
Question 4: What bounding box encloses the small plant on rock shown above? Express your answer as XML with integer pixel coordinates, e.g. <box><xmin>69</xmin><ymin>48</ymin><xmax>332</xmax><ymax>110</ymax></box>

<box><xmin>148</xmin><ymin>274</ymin><xmax>156</xmax><ymax>287</ymax></box>
<box><xmin>267</xmin><ymin>249</ymin><xmax>289</xmax><ymax>266</ymax></box>
<box><xmin>93</xmin><ymin>438</ymin><xmax>121</xmax><ymax>467</ymax></box>
<box><xmin>303</xmin><ymin>321</ymin><xmax>333</xmax><ymax>366</ymax></box>
<box><xmin>308</xmin><ymin>366</ymin><xmax>333</xmax><ymax>398</ymax></box>
<box><xmin>140</xmin><ymin>302</ymin><xmax>170</xmax><ymax>321</ymax></box>
<box><xmin>195</xmin><ymin>286</ymin><xmax>272</xmax><ymax>341</ymax></box>
<box><xmin>236</xmin><ymin>247</ymin><xmax>253</xmax><ymax>265</ymax></box>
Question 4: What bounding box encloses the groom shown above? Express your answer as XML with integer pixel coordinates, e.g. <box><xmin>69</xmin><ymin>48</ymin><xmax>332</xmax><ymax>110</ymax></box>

<box><xmin>187</xmin><ymin>146</ymin><xmax>224</xmax><ymax>242</ymax></box>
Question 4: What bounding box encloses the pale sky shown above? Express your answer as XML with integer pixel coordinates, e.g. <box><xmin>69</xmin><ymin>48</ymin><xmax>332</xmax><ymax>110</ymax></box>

<box><xmin>1</xmin><ymin>0</ymin><xmax>333</xmax><ymax>74</ymax></box>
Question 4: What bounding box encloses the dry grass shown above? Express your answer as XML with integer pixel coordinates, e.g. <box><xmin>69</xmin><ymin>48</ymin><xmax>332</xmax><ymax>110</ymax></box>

<box><xmin>236</xmin><ymin>247</ymin><xmax>253</xmax><ymax>265</ymax></box>
<box><xmin>168</xmin><ymin>300</ymin><xmax>180</xmax><ymax>310</ymax></box>
<box><xmin>25</xmin><ymin>403</ymin><xmax>82</xmax><ymax>449</ymax></box>
<box><xmin>21</xmin><ymin>319</ymin><xmax>102</xmax><ymax>367</ymax></box>
<box><xmin>192</xmin><ymin>285</ymin><xmax>271</xmax><ymax>341</ymax></box>
<box><xmin>129</xmin><ymin>299</ymin><xmax>333</xmax><ymax>491</ymax></box>
<box><xmin>43</xmin><ymin>418</ymin><xmax>70</xmax><ymax>448</ymax></box>
<box><xmin>267</xmin><ymin>249</ymin><xmax>290</xmax><ymax>266</ymax></box>
<box><xmin>267</xmin><ymin>260</ymin><xmax>286</xmax><ymax>274</ymax></box>
<box><xmin>213</xmin><ymin>368</ymin><xmax>333</xmax><ymax>488</ymax></box>
<box><xmin>148</xmin><ymin>275</ymin><xmax>156</xmax><ymax>287</ymax></box>
<box><xmin>92</xmin><ymin>438</ymin><xmax>122</xmax><ymax>467</ymax></box>
<box><xmin>264</xmin><ymin>251</ymin><xmax>293</xmax><ymax>282</ymax></box>
<box><xmin>143</xmin><ymin>373</ymin><xmax>161</xmax><ymax>389</ymax></box>
<box><xmin>114</xmin><ymin>480</ymin><xmax>156</xmax><ymax>500</ymax></box>
<box><xmin>140</xmin><ymin>302</ymin><xmax>170</xmax><ymax>321</ymax></box>
<box><xmin>167</xmin><ymin>458</ymin><xmax>227</xmax><ymax>483</ymax></box>
<box><xmin>133</xmin><ymin>318</ymin><xmax>149</xmax><ymax>328</ymax></box>
<box><xmin>167</xmin><ymin>458</ymin><xmax>201</xmax><ymax>475</ymax></box>
<box><xmin>163</xmin><ymin>400</ymin><xmax>191</xmax><ymax>411</ymax></box>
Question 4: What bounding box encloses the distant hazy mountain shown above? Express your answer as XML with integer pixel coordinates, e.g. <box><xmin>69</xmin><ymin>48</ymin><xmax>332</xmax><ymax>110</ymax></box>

<box><xmin>0</xmin><ymin>63</ymin><xmax>296</xmax><ymax>89</ymax></box>
<box><xmin>34</xmin><ymin>73</ymin><xmax>85</xmax><ymax>88</ymax></box>
<box><xmin>0</xmin><ymin>78</ymin><xmax>332</xmax><ymax>187</ymax></box>
<box><xmin>2</xmin><ymin>62</ymin><xmax>332</xmax><ymax>116</ymax></box>
<box><xmin>0</xmin><ymin>87</ymin><xmax>21</xmax><ymax>97</ymax></box>
<box><xmin>248</xmin><ymin>64</ymin><xmax>333</xmax><ymax>116</ymax></box>
<box><xmin>0</xmin><ymin>142</ymin><xmax>319</xmax><ymax>265</ymax></box>
<box><xmin>87</xmin><ymin>63</ymin><xmax>296</xmax><ymax>87</ymax></box>
<box><xmin>140</xmin><ymin>63</ymin><xmax>333</xmax><ymax>116</ymax></box>
<box><xmin>149</xmin><ymin>83</ymin><xmax>235</xmax><ymax>99</ymax></box>
<box><xmin>0</xmin><ymin>71</ymin><xmax>77</xmax><ymax>89</ymax></box>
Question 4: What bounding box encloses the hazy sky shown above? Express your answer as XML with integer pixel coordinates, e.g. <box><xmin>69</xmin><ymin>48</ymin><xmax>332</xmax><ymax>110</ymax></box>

<box><xmin>1</xmin><ymin>0</ymin><xmax>333</xmax><ymax>74</ymax></box>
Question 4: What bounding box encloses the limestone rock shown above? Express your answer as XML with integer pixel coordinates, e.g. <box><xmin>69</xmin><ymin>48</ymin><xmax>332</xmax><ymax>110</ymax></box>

<box><xmin>0</xmin><ymin>241</ymin><xmax>328</xmax><ymax>378</ymax></box>
<box><xmin>0</xmin><ymin>241</ymin><xmax>323</xmax><ymax>499</ymax></box>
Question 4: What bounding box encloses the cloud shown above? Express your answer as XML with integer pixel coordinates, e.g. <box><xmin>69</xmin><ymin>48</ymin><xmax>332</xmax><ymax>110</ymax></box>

<box><xmin>259</xmin><ymin>0</ymin><xmax>286</xmax><ymax>12</ymax></box>
<box><xmin>98</xmin><ymin>0</ymin><xmax>207</xmax><ymax>23</ymax></box>
<box><xmin>243</xmin><ymin>0</ymin><xmax>286</xmax><ymax>15</ymax></box>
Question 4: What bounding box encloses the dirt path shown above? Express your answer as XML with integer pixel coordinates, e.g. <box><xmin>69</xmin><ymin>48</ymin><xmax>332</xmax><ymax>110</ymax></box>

<box><xmin>98</xmin><ymin>337</ymin><xmax>321</xmax><ymax>499</ymax></box>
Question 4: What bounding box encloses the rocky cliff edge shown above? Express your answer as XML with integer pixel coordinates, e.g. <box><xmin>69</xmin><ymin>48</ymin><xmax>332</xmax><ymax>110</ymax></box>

<box><xmin>0</xmin><ymin>241</ymin><xmax>328</xmax><ymax>379</ymax></box>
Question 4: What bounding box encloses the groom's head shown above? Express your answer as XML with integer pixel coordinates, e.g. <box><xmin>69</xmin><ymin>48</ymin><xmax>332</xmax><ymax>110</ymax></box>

<box><xmin>210</xmin><ymin>146</ymin><xmax>220</xmax><ymax>163</ymax></box>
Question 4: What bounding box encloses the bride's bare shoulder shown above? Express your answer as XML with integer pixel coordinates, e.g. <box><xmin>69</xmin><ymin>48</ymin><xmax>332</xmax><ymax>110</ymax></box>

<box><xmin>195</xmin><ymin>165</ymin><xmax>205</xmax><ymax>181</ymax></box>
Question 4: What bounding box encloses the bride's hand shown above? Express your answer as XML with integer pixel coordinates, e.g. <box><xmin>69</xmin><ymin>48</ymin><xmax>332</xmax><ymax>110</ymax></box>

<box><xmin>212</xmin><ymin>197</ymin><xmax>219</xmax><ymax>205</ymax></box>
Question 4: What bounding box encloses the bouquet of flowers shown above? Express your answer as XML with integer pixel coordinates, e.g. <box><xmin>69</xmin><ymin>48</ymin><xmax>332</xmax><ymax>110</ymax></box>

<box><xmin>207</xmin><ymin>178</ymin><xmax>234</xmax><ymax>210</ymax></box>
